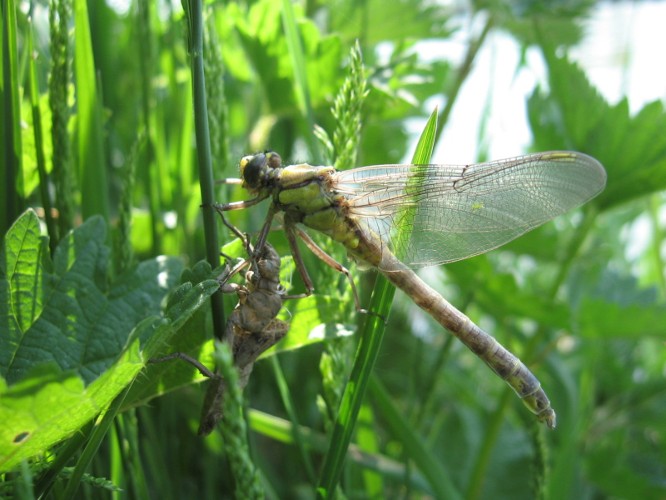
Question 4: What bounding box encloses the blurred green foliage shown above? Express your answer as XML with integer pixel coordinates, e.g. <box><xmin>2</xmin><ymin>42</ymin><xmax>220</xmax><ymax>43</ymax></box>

<box><xmin>1</xmin><ymin>0</ymin><xmax>665</xmax><ymax>498</ymax></box>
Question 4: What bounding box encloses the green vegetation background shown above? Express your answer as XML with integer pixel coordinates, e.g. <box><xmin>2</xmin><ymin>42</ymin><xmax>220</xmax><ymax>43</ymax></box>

<box><xmin>2</xmin><ymin>0</ymin><xmax>666</xmax><ymax>498</ymax></box>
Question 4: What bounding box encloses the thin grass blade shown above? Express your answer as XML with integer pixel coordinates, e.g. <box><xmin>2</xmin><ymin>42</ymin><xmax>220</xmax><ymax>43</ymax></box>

<box><xmin>316</xmin><ymin>108</ymin><xmax>438</xmax><ymax>498</ymax></box>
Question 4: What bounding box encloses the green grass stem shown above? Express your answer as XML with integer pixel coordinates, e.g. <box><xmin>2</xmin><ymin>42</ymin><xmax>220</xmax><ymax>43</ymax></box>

<box><xmin>27</xmin><ymin>20</ymin><xmax>57</xmax><ymax>253</ymax></box>
<box><xmin>48</xmin><ymin>0</ymin><xmax>74</xmax><ymax>238</ymax></box>
<box><xmin>369</xmin><ymin>376</ymin><xmax>461</xmax><ymax>499</ymax></box>
<box><xmin>280</xmin><ymin>0</ymin><xmax>318</xmax><ymax>158</ymax></box>
<box><xmin>316</xmin><ymin>108</ymin><xmax>438</xmax><ymax>498</ymax></box>
<box><xmin>2</xmin><ymin>0</ymin><xmax>23</xmax><ymax>231</ymax></box>
<box><xmin>73</xmin><ymin>0</ymin><xmax>109</xmax><ymax>222</ymax></box>
<box><xmin>184</xmin><ymin>0</ymin><xmax>226</xmax><ymax>339</ymax></box>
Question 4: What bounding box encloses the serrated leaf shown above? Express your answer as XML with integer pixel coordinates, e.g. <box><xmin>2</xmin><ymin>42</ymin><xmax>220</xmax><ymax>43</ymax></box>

<box><xmin>529</xmin><ymin>53</ymin><xmax>666</xmax><ymax>210</ymax></box>
<box><xmin>0</xmin><ymin>213</ymin><xmax>182</xmax><ymax>384</ymax></box>
<box><xmin>491</xmin><ymin>0</ymin><xmax>593</xmax><ymax>48</ymax></box>
<box><xmin>0</xmin><ymin>343</ymin><xmax>141</xmax><ymax>471</ymax></box>
<box><xmin>330</xmin><ymin>0</ymin><xmax>452</xmax><ymax>45</ymax></box>
<box><xmin>578</xmin><ymin>298</ymin><xmax>666</xmax><ymax>340</ymax></box>
<box><xmin>0</xmin><ymin>211</ymin><xmax>218</xmax><ymax>471</ymax></box>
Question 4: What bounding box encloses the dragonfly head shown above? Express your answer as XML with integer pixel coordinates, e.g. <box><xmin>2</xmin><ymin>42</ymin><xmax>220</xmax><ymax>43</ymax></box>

<box><xmin>239</xmin><ymin>151</ymin><xmax>282</xmax><ymax>191</ymax></box>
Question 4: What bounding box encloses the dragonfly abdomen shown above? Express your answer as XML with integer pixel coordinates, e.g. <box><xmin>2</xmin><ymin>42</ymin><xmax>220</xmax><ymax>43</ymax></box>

<box><xmin>376</xmin><ymin>249</ymin><xmax>556</xmax><ymax>428</ymax></box>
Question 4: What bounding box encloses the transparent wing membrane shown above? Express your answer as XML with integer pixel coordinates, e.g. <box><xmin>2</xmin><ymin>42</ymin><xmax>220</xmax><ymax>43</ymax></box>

<box><xmin>334</xmin><ymin>152</ymin><xmax>606</xmax><ymax>268</ymax></box>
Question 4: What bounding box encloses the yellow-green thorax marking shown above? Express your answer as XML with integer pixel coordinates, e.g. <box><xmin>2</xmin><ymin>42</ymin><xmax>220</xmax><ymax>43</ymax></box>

<box><xmin>239</xmin><ymin>152</ymin><xmax>374</xmax><ymax>264</ymax></box>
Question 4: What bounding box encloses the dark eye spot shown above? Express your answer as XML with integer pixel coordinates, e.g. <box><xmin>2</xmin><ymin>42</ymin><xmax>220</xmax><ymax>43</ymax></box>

<box><xmin>243</xmin><ymin>153</ymin><xmax>267</xmax><ymax>188</ymax></box>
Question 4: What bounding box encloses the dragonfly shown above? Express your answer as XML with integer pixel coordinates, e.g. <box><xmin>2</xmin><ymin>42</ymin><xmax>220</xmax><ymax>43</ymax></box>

<box><xmin>214</xmin><ymin>150</ymin><xmax>607</xmax><ymax>428</ymax></box>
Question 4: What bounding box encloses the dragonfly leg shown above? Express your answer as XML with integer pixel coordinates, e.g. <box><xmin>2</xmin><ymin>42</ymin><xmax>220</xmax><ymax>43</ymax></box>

<box><xmin>214</xmin><ymin>254</ymin><xmax>251</xmax><ymax>290</ymax></box>
<box><xmin>251</xmin><ymin>204</ymin><xmax>279</xmax><ymax>260</ymax></box>
<box><xmin>149</xmin><ymin>352</ymin><xmax>216</xmax><ymax>379</ymax></box>
<box><xmin>212</xmin><ymin>192</ymin><xmax>268</xmax><ymax>213</ymax></box>
<box><xmin>288</xmin><ymin>223</ymin><xmax>368</xmax><ymax>314</ymax></box>
<box><xmin>214</xmin><ymin>177</ymin><xmax>243</xmax><ymax>185</ymax></box>
<box><xmin>283</xmin><ymin>222</ymin><xmax>316</xmax><ymax>295</ymax></box>
<box><xmin>217</xmin><ymin>210</ymin><xmax>251</xmax><ymax>250</ymax></box>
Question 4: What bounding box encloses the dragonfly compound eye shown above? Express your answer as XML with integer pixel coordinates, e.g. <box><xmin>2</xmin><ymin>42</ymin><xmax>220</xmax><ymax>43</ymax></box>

<box><xmin>240</xmin><ymin>153</ymin><xmax>267</xmax><ymax>189</ymax></box>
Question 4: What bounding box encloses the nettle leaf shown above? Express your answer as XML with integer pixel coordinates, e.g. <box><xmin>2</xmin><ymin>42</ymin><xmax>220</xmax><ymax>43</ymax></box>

<box><xmin>0</xmin><ymin>210</ymin><xmax>218</xmax><ymax>471</ymax></box>
<box><xmin>574</xmin><ymin>267</ymin><xmax>666</xmax><ymax>340</ymax></box>
<box><xmin>578</xmin><ymin>298</ymin><xmax>666</xmax><ymax>340</ymax></box>
<box><xmin>528</xmin><ymin>52</ymin><xmax>666</xmax><ymax>211</ymax></box>
<box><xmin>490</xmin><ymin>0</ymin><xmax>593</xmax><ymax>48</ymax></box>
<box><xmin>330</xmin><ymin>0</ymin><xmax>452</xmax><ymax>45</ymax></box>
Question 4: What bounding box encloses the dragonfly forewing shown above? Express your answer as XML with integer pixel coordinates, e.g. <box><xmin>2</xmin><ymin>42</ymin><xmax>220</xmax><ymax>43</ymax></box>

<box><xmin>333</xmin><ymin>151</ymin><xmax>606</xmax><ymax>269</ymax></box>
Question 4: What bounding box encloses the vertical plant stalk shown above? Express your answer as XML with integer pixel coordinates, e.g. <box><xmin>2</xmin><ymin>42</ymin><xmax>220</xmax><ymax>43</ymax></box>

<box><xmin>73</xmin><ymin>0</ymin><xmax>109</xmax><ymax>221</ymax></box>
<box><xmin>184</xmin><ymin>0</ymin><xmax>226</xmax><ymax>339</ymax></box>
<box><xmin>317</xmin><ymin>41</ymin><xmax>368</xmax><ymax>435</ymax></box>
<box><xmin>2</xmin><ymin>0</ymin><xmax>23</xmax><ymax>229</ymax></box>
<box><xmin>136</xmin><ymin>0</ymin><xmax>160</xmax><ymax>254</ymax></box>
<box><xmin>648</xmin><ymin>194</ymin><xmax>666</xmax><ymax>297</ymax></box>
<box><xmin>270</xmin><ymin>356</ymin><xmax>317</xmax><ymax>484</ymax></box>
<box><xmin>215</xmin><ymin>342</ymin><xmax>265</xmax><ymax>498</ymax></box>
<box><xmin>113</xmin><ymin>138</ymin><xmax>140</xmax><ymax>275</ymax></box>
<box><xmin>62</xmin><ymin>386</ymin><xmax>132</xmax><ymax>498</ymax></box>
<box><xmin>280</xmin><ymin>0</ymin><xmax>318</xmax><ymax>157</ymax></box>
<box><xmin>27</xmin><ymin>21</ymin><xmax>58</xmax><ymax>252</ymax></box>
<box><xmin>332</xmin><ymin>40</ymin><xmax>368</xmax><ymax>172</ymax></box>
<box><xmin>368</xmin><ymin>376</ymin><xmax>460</xmax><ymax>499</ymax></box>
<box><xmin>317</xmin><ymin>109</ymin><xmax>438</xmax><ymax>499</ymax></box>
<box><xmin>464</xmin><ymin>389</ymin><xmax>513</xmax><ymax>500</ymax></box>
<box><xmin>203</xmin><ymin>15</ymin><xmax>230</xmax><ymax>171</ymax></box>
<box><xmin>48</xmin><ymin>0</ymin><xmax>75</xmax><ymax>238</ymax></box>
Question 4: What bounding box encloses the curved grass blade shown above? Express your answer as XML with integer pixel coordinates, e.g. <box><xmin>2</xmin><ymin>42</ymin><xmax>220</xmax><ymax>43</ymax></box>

<box><xmin>316</xmin><ymin>108</ymin><xmax>439</xmax><ymax>498</ymax></box>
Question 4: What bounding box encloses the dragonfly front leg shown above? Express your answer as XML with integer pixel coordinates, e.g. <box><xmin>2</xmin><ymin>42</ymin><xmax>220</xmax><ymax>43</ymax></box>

<box><xmin>287</xmin><ymin>222</ymin><xmax>367</xmax><ymax>314</ymax></box>
<box><xmin>148</xmin><ymin>352</ymin><xmax>217</xmax><ymax>379</ymax></box>
<box><xmin>252</xmin><ymin>204</ymin><xmax>279</xmax><ymax>261</ymax></box>
<box><xmin>217</xmin><ymin>210</ymin><xmax>251</xmax><ymax>249</ymax></box>
<box><xmin>212</xmin><ymin>196</ymin><xmax>265</xmax><ymax>213</ymax></box>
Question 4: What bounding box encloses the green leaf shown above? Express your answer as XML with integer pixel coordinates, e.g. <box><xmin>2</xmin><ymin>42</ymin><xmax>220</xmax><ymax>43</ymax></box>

<box><xmin>22</xmin><ymin>91</ymin><xmax>53</xmax><ymax>200</ymax></box>
<box><xmin>330</xmin><ymin>0</ymin><xmax>452</xmax><ymax>45</ymax></box>
<box><xmin>0</xmin><ymin>212</ymin><xmax>179</xmax><ymax>384</ymax></box>
<box><xmin>0</xmin><ymin>351</ymin><xmax>141</xmax><ymax>474</ymax></box>
<box><xmin>528</xmin><ymin>52</ymin><xmax>666</xmax><ymax>211</ymax></box>
<box><xmin>486</xmin><ymin>0</ymin><xmax>594</xmax><ymax>48</ymax></box>
<box><xmin>234</xmin><ymin>0</ymin><xmax>341</xmax><ymax>116</ymax></box>
<box><xmin>275</xmin><ymin>295</ymin><xmax>353</xmax><ymax>353</ymax></box>
<box><xmin>0</xmin><ymin>211</ymin><xmax>217</xmax><ymax>470</ymax></box>
<box><xmin>578</xmin><ymin>299</ymin><xmax>666</xmax><ymax>340</ymax></box>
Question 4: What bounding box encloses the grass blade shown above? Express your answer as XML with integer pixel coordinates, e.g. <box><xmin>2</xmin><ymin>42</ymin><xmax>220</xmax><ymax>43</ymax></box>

<box><xmin>183</xmin><ymin>0</ymin><xmax>226</xmax><ymax>339</ymax></box>
<box><xmin>368</xmin><ymin>376</ymin><xmax>461</xmax><ymax>499</ymax></box>
<box><xmin>1</xmin><ymin>0</ymin><xmax>23</xmax><ymax>231</ymax></box>
<box><xmin>316</xmin><ymin>108</ymin><xmax>439</xmax><ymax>498</ymax></box>
<box><xmin>73</xmin><ymin>0</ymin><xmax>109</xmax><ymax>221</ymax></box>
<box><xmin>280</xmin><ymin>0</ymin><xmax>318</xmax><ymax>157</ymax></box>
<box><xmin>27</xmin><ymin>20</ymin><xmax>57</xmax><ymax>252</ymax></box>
